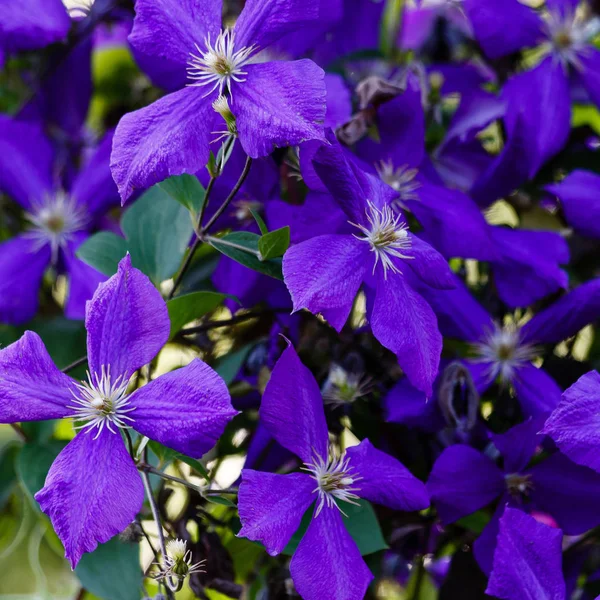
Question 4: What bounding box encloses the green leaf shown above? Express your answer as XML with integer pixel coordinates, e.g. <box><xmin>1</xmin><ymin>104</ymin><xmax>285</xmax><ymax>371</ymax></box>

<box><xmin>121</xmin><ymin>185</ymin><xmax>195</xmax><ymax>284</ymax></box>
<box><xmin>214</xmin><ymin>343</ymin><xmax>254</xmax><ymax>385</ymax></box>
<box><xmin>75</xmin><ymin>232</ymin><xmax>129</xmax><ymax>277</ymax></box>
<box><xmin>249</xmin><ymin>207</ymin><xmax>268</xmax><ymax>235</ymax></box>
<box><xmin>30</xmin><ymin>317</ymin><xmax>88</xmax><ymax>369</ymax></box>
<box><xmin>283</xmin><ymin>499</ymin><xmax>388</xmax><ymax>556</ymax></box>
<box><xmin>16</xmin><ymin>441</ymin><xmax>66</xmax><ymax>509</ymax></box>
<box><xmin>209</xmin><ymin>232</ymin><xmax>283</xmax><ymax>280</ymax></box>
<box><xmin>167</xmin><ymin>291</ymin><xmax>233</xmax><ymax>339</ymax></box>
<box><xmin>75</xmin><ymin>536</ymin><xmax>142</xmax><ymax>600</ymax></box>
<box><xmin>206</xmin><ymin>494</ymin><xmax>236</xmax><ymax>507</ymax></box>
<box><xmin>176</xmin><ymin>453</ymin><xmax>211</xmax><ymax>480</ymax></box>
<box><xmin>258</xmin><ymin>226</ymin><xmax>290</xmax><ymax>260</ymax></box>
<box><xmin>159</xmin><ymin>173</ymin><xmax>206</xmax><ymax>214</ymax></box>
<box><xmin>456</xmin><ymin>510</ymin><xmax>490</xmax><ymax>534</ymax></box>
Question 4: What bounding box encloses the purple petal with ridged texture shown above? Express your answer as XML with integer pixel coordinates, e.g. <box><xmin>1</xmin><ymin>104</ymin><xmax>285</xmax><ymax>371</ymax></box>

<box><xmin>531</xmin><ymin>453</ymin><xmax>600</xmax><ymax>535</ymax></box>
<box><xmin>128</xmin><ymin>0</ymin><xmax>222</xmax><ymax>91</ymax></box>
<box><xmin>490</xmin><ymin>227</ymin><xmax>568</xmax><ymax>308</ymax></box>
<box><xmin>283</xmin><ymin>234</ymin><xmax>369</xmax><ymax>332</ymax></box>
<box><xmin>290</xmin><ymin>507</ymin><xmax>373</xmax><ymax>600</ymax></box>
<box><xmin>411</xmin><ymin>183</ymin><xmax>497</xmax><ymax>261</ymax></box>
<box><xmin>35</xmin><ymin>428</ymin><xmax>144</xmax><ymax>568</ymax></box>
<box><xmin>324</xmin><ymin>73</ymin><xmax>352</xmax><ymax>129</ymax></box>
<box><xmin>463</xmin><ymin>0</ymin><xmax>544</xmax><ymax>59</ymax></box>
<box><xmin>473</xmin><ymin>502</ymin><xmax>504</xmax><ymax>575</ymax></box>
<box><xmin>542</xmin><ymin>371</ymin><xmax>600</xmax><ymax>472</ymax></box>
<box><xmin>0</xmin><ymin>0</ymin><xmax>70</xmax><ymax>53</ymax></box>
<box><xmin>238</xmin><ymin>470</ymin><xmax>315</xmax><ymax>555</ymax></box>
<box><xmin>0</xmin><ymin>235</ymin><xmax>51</xmax><ymax>325</ymax></box>
<box><xmin>486</xmin><ymin>508</ymin><xmax>566</xmax><ymax>600</ymax></box>
<box><xmin>129</xmin><ymin>359</ymin><xmax>236</xmax><ymax>458</ymax></box>
<box><xmin>233</xmin><ymin>60</ymin><xmax>326</xmax><ymax>159</ymax></box>
<box><xmin>313</xmin><ymin>132</ymin><xmax>398</xmax><ymax>224</ymax></box>
<box><xmin>86</xmin><ymin>255</ymin><xmax>170</xmax><ymax>382</ymax></box>
<box><xmin>415</xmin><ymin>275</ymin><xmax>493</xmax><ymax>343</ymax></box>
<box><xmin>403</xmin><ymin>235</ymin><xmax>456</xmax><ymax>290</ymax></box>
<box><xmin>546</xmin><ymin>170</ymin><xmax>600</xmax><ymax>239</ymax></box>
<box><xmin>503</xmin><ymin>58</ymin><xmax>571</xmax><ymax>179</ymax></box>
<box><xmin>111</xmin><ymin>87</ymin><xmax>216</xmax><ymax>203</ymax></box>
<box><xmin>522</xmin><ymin>278</ymin><xmax>600</xmax><ymax>345</ymax></box>
<box><xmin>427</xmin><ymin>445</ymin><xmax>504</xmax><ymax>523</ymax></box>
<box><xmin>492</xmin><ymin>416</ymin><xmax>545</xmax><ymax>473</ymax></box>
<box><xmin>260</xmin><ymin>344</ymin><xmax>328</xmax><ymax>463</ymax></box>
<box><xmin>513</xmin><ymin>364</ymin><xmax>562</xmax><ymax>418</ymax></box>
<box><xmin>0</xmin><ymin>331</ymin><xmax>76</xmax><ymax>423</ymax></box>
<box><xmin>369</xmin><ymin>272</ymin><xmax>442</xmax><ymax>396</ymax></box>
<box><xmin>63</xmin><ymin>237</ymin><xmax>107</xmax><ymax>321</ymax></box>
<box><xmin>384</xmin><ymin>377</ymin><xmax>444</xmax><ymax>432</ymax></box>
<box><xmin>71</xmin><ymin>130</ymin><xmax>119</xmax><ymax>218</ymax></box>
<box><xmin>0</xmin><ymin>116</ymin><xmax>54</xmax><ymax>210</ymax></box>
<box><xmin>234</xmin><ymin>0</ymin><xmax>321</xmax><ymax>50</ymax></box>
<box><xmin>347</xmin><ymin>439</ymin><xmax>429</xmax><ymax>511</ymax></box>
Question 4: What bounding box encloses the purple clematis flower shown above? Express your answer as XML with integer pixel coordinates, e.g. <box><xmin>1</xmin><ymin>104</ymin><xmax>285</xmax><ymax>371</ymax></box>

<box><xmin>283</xmin><ymin>133</ymin><xmax>456</xmax><ymax>395</ymax></box>
<box><xmin>487</xmin><ymin>508</ymin><xmax>566</xmax><ymax>600</ymax></box>
<box><xmin>0</xmin><ymin>117</ymin><xmax>119</xmax><ymax>323</ymax></box>
<box><xmin>465</xmin><ymin>0</ymin><xmax>600</xmax><ymax>178</ymax></box>
<box><xmin>416</xmin><ymin>275</ymin><xmax>600</xmax><ymax>416</ymax></box>
<box><xmin>0</xmin><ymin>0</ymin><xmax>70</xmax><ymax>61</ymax></box>
<box><xmin>428</xmin><ymin>417</ymin><xmax>600</xmax><ymax>573</ymax></box>
<box><xmin>0</xmin><ymin>256</ymin><xmax>237</xmax><ymax>567</ymax></box>
<box><xmin>111</xmin><ymin>0</ymin><xmax>327</xmax><ymax>202</ymax></box>
<box><xmin>543</xmin><ymin>370</ymin><xmax>600</xmax><ymax>473</ymax></box>
<box><xmin>238</xmin><ymin>344</ymin><xmax>429</xmax><ymax>600</ymax></box>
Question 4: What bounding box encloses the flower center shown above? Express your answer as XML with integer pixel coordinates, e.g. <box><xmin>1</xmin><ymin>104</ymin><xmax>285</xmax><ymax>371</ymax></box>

<box><xmin>66</xmin><ymin>365</ymin><xmax>135</xmax><ymax>438</ymax></box>
<box><xmin>322</xmin><ymin>365</ymin><xmax>371</xmax><ymax>406</ymax></box>
<box><xmin>25</xmin><ymin>191</ymin><xmax>88</xmax><ymax>261</ymax></box>
<box><xmin>187</xmin><ymin>29</ymin><xmax>257</xmax><ymax>97</ymax></box>
<box><xmin>472</xmin><ymin>324</ymin><xmax>537</xmax><ymax>384</ymax></box>
<box><xmin>505</xmin><ymin>473</ymin><xmax>534</xmax><ymax>501</ymax></box>
<box><xmin>302</xmin><ymin>451</ymin><xmax>361</xmax><ymax>516</ymax></box>
<box><xmin>351</xmin><ymin>200</ymin><xmax>412</xmax><ymax>279</ymax></box>
<box><xmin>376</xmin><ymin>161</ymin><xmax>421</xmax><ymax>208</ymax></box>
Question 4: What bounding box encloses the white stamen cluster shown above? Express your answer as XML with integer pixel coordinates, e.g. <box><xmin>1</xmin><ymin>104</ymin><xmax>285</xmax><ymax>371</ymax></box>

<box><xmin>351</xmin><ymin>200</ymin><xmax>413</xmax><ymax>279</ymax></box>
<box><xmin>302</xmin><ymin>451</ymin><xmax>361</xmax><ymax>517</ymax></box>
<box><xmin>25</xmin><ymin>191</ymin><xmax>88</xmax><ymax>261</ymax></box>
<box><xmin>66</xmin><ymin>365</ymin><xmax>135</xmax><ymax>438</ymax></box>
<box><xmin>473</xmin><ymin>324</ymin><xmax>538</xmax><ymax>383</ymax></box>
<box><xmin>212</xmin><ymin>95</ymin><xmax>238</xmax><ymax>144</ymax></box>
<box><xmin>322</xmin><ymin>365</ymin><xmax>371</xmax><ymax>407</ymax></box>
<box><xmin>187</xmin><ymin>29</ymin><xmax>257</xmax><ymax>97</ymax></box>
<box><xmin>161</xmin><ymin>539</ymin><xmax>205</xmax><ymax>579</ymax></box>
<box><xmin>504</xmin><ymin>473</ymin><xmax>534</xmax><ymax>500</ymax></box>
<box><xmin>376</xmin><ymin>161</ymin><xmax>421</xmax><ymax>208</ymax></box>
<box><xmin>544</xmin><ymin>6</ymin><xmax>600</xmax><ymax>69</ymax></box>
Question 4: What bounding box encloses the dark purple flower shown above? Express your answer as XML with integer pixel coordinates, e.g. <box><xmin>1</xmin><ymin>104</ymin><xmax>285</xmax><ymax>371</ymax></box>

<box><xmin>0</xmin><ymin>256</ymin><xmax>237</xmax><ymax>567</ymax></box>
<box><xmin>416</xmin><ymin>275</ymin><xmax>600</xmax><ymax>415</ymax></box>
<box><xmin>237</xmin><ymin>344</ymin><xmax>429</xmax><ymax>600</ymax></box>
<box><xmin>0</xmin><ymin>117</ymin><xmax>119</xmax><ymax>323</ymax></box>
<box><xmin>543</xmin><ymin>370</ymin><xmax>600</xmax><ymax>473</ymax></box>
<box><xmin>283</xmin><ymin>134</ymin><xmax>455</xmax><ymax>395</ymax></box>
<box><xmin>486</xmin><ymin>508</ymin><xmax>566</xmax><ymax>600</ymax></box>
<box><xmin>428</xmin><ymin>417</ymin><xmax>600</xmax><ymax>573</ymax></box>
<box><xmin>111</xmin><ymin>0</ymin><xmax>327</xmax><ymax>202</ymax></box>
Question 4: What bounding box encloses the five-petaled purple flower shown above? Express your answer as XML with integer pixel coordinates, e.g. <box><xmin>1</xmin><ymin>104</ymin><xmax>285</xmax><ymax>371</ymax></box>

<box><xmin>237</xmin><ymin>344</ymin><xmax>429</xmax><ymax>600</ymax></box>
<box><xmin>111</xmin><ymin>0</ymin><xmax>327</xmax><ymax>202</ymax></box>
<box><xmin>0</xmin><ymin>256</ymin><xmax>237</xmax><ymax>567</ymax></box>
<box><xmin>283</xmin><ymin>132</ymin><xmax>456</xmax><ymax>395</ymax></box>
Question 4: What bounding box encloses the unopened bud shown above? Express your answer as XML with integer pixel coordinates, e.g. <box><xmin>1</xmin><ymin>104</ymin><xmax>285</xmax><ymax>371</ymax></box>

<box><xmin>212</xmin><ymin>95</ymin><xmax>237</xmax><ymax>136</ymax></box>
<box><xmin>437</xmin><ymin>362</ymin><xmax>479</xmax><ymax>431</ymax></box>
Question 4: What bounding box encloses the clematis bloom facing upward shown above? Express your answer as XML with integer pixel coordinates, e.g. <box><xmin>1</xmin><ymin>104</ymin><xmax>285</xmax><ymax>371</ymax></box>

<box><xmin>111</xmin><ymin>0</ymin><xmax>327</xmax><ymax>202</ymax></box>
<box><xmin>0</xmin><ymin>256</ymin><xmax>237</xmax><ymax>568</ymax></box>
<box><xmin>237</xmin><ymin>344</ymin><xmax>429</xmax><ymax>600</ymax></box>
<box><xmin>283</xmin><ymin>135</ymin><xmax>456</xmax><ymax>395</ymax></box>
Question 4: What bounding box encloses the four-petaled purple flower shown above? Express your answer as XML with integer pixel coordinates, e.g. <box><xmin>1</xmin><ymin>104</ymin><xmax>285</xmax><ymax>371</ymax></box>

<box><xmin>237</xmin><ymin>344</ymin><xmax>429</xmax><ymax>600</ymax></box>
<box><xmin>111</xmin><ymin>0</ymin><xmax>327</xmax><ymax>202</ymax></box>
<box><xmin>283</xmin><ymin>132</ymin><xmax>456</xmax><ymax>395</ymax></box>
<box><xmin>0</xmin><ymin>255</ymin><xmax>237</xmax><ymax>567</ymax></box>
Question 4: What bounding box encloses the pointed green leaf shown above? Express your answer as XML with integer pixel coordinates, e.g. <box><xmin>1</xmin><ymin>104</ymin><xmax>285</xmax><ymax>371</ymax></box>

<box><xmin>76</xmin><ymin>231</ymin><xmax>128</xmax><ymax>276</ymax></box>
<box><xmin>249</xmin><ymin>207</ymin><xmax>268</xmax><ymax>235</ymax></box>
<box><xmin>258</xmin><ymin>227</ymin><xmax>290</xmax><ymax>261</ymax></box>
<box><xmin>167</xmin><ymin>291</ymin><xmax>236</xmax><ymax>339</ymax></box>
<box><xmin>159</xmin><ymin>174</ymin><xmax>206</xmax><ymax>214</ymax></box>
